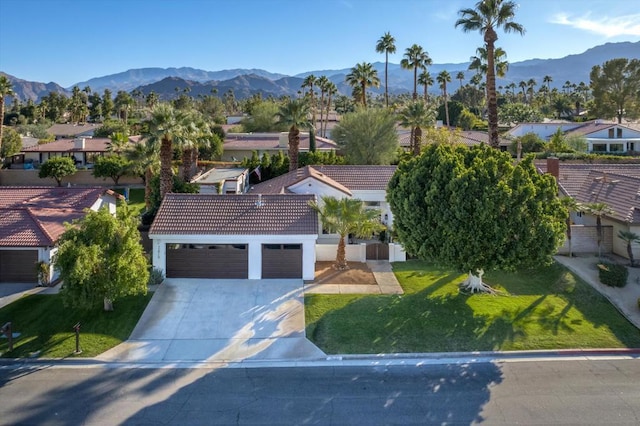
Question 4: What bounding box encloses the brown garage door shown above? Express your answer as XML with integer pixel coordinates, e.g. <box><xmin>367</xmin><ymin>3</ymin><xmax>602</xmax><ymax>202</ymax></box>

<box><xmin>262</xmin><ymin>244</ymin><xmax>302</xmax><ymax>278</ymax></box>
<box><xmin>166</xmin><ymin>244</ymin><xmax>248</xmax><ymax>278</ymax></box>
<box><xmin>0</xmin><ymin>250</ymin><xmax>38</xmax><ymax>283</ymax></box>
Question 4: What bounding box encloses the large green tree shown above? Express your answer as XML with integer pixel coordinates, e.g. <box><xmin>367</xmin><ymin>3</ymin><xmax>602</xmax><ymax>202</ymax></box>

<box><xmin>456</xmin><ymin>0</ymin><xmax>525</xmax><ymax>148</ymax></box>
<box><xmin>345</xmin><ymin>62</ymin><xmax>380</xmax><ymax>108</ymax></box>
<box><xmin>590</xmin><ymin>58</ymin><xmax>640</xmax><ymax>123</ymax></box>
<box><xmin>310</xmin><ymin>196</ymin><xmax>384</xmax><ymax>270</ymax></box>
<box><xmin>39</xmin><ymin>156</ymin><xmax>77</xmax><ymax>186</ymax></box>
<box><xmin>0</xmin><ymin>75</ymin><xmax>15</xmax><ymax>159</ymax></box>
<box><xmin>1</xmin><ymin>127</ymin><xmax>21</xmax><ymax>158</ymax></box>
<box><xmin>54</xmin><ymin>208</ymin><xmax>149</xmax><ymax>311</ymax></box>
<box><xmin>276</xmin><ymin>98</ymin><xmax>311</xmax><ymax>171</ymax></box>
<box><xmin>375</xmin><ymin>31</ymin><xmax>396</xmax><ymax>108</ymax></box>
<box><xmin>387</xmin><ymin>144</ymin><xmax>565</xmax><ymax>292</ymax></box>
<box><xmin>331</xmin><ymin>107</ymin><xmax>398</xmax><ymax>164</ymax></box>
<box><xmin>92</xmin><ymin>155</ymin><xmax>132</xmax><ymax>185</ymax></box>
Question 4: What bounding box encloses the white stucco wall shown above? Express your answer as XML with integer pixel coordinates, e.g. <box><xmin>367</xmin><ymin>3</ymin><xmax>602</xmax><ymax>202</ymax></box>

<box><xmin>316</xmin><ymin>243</ymin><xmax>366</xmax><ymax>263</ymax></box>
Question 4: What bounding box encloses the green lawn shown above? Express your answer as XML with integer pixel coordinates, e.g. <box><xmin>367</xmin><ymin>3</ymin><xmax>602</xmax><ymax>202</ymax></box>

<box><xmin>305</xmin><ymin>260</ymin><xmax>640</xmax><ymax>354</ymax></box>
<box><xmin>113</xmin><ymin>187</ymin><xmax>146</xmax><ymax>216</ymax></box>
<box><xmin>0</xmin><ymin>293</ymin><xmax>152</xmax><ymax>358</ymax></box>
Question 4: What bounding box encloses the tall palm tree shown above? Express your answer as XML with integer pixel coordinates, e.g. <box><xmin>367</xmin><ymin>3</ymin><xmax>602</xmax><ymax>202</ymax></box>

<box><xmin>0</xmin><ymin>76</ymin><xmax>15</xmax><ymax>159</ymax></box>
<box><xmin>468</xmin><ymin>46</ymin><xmax>509</xmax><ymax>78</ymax></box>
<box><xmin>375</xmin><ymin>31</ymin><xmax>396</xmax><ymax>108</ymax></box>
<box><xmin>399</xmin><ymin>100</ymin><xmax>435</xmax><ymax>155</ymax></box>
<box><xmin>617</xmin><ymin>230</ymin><xmax>640</xmax><ymax>267</ymax></box>
<box><xmin>437</xmin><ymin>70</ymin><xmax>452</xmax><ymax>127</ymax></box>
<box><xmin>456</xmin><ymin>0</ymin><xmax>525</xmax><ymax>148</ymax></box>
<box><xmin>316</xmin><ymin>75</ymin><xmax>330</xmax><ymax>136</ymax></box>
<box><xmin>145</xmin><ymin>103</ymin><xmax>182</xmax><ymax>200</ymax></box>
<box><xmin>178</xmin><ymin>110</ymin><xmax>211</xmax><ymax>182</ymax></box>
<box><xmin>417</xmin><ymin>71</ymin><xmax>434</xmax><ymax>103</ymax></box>
<box><xmin>276</xmin><ymin>99</ymin><xmax>311</xmax><ymax>171</ymax></box>
<box><xmin>126</xmin><ymin>138</ymin><xmax>160</xmax><ymax>211</ymax></box>
<box><xmin>543</xmin><ymin>75</ymin><xmax>553</xmax><ymax>91</ymax></box>
<box><xmin>526</xmin><ymin>78</ymin><xmax>537</xmax><ymax>103</ymax></box>
<box><xmin>323</xmin><ymin>82</ymin><xmax>337</xmax><ymax>138</ymax></box>
<box><xmin>301</xmin><ymin>74</ymin><xmax>317</xmax><ymax>127</ymax></box>
<box><xmin>401</xmin><ymin>44</ymin><xmax>432</xmax><ymax>99</ymax></box>
<box><xmin>583</xmin><ymin>202</ymin><xmax>614</xmax><ymax>258</ymax></box>
<box><xmin>345</xmin><ymin>62</ymin><xmax>380</xmax><ymax>108</ymax></box>
<box><xmin>456</xmin><ymin>71</ymin><xmax>465</xmax><ymax>88</ymax></box>
<box><xmin>310</xmin><ymin>196</ymin><xmax>385</xmax><ymax>270</ymax></box>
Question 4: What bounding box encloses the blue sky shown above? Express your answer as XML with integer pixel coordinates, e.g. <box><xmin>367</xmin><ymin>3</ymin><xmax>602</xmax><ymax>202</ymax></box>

<box><xmin>0</xmin><ymin>0</ymin><xmax>638</xmax><ymax>88</ymax></box>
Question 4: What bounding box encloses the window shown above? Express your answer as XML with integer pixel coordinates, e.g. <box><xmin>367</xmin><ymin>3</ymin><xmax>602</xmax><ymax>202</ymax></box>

<box><xmin>608</xmin><ymin>129</ymin><xmax>614</xmax><ymax>138</ymax></box>
<box><xmin>592</xmin><ymin>144</ymin><xmax>607</xmax><ymax>152</ymax></box>
<box><xmin>617</xmin><ymin>128</ymin><xmax>622</xmax><ymax>138</ymax></box>
<box><xmin>364</xmin><ymin>201</ymin><xmax>381</xmax><ymax>207</ymax></box>
<box><xmin>609</xmin><ymin>143</ymin><xmax>624</xmax><ymax>152</ymax></box>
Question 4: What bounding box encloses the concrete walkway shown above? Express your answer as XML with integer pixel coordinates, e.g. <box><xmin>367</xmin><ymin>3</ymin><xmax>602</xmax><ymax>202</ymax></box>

<box><xmin>555</xmin><ymin>255</ymin><xmax>640</xmax><ymax>329</ymax></box>
<box><xmin>0</xmin><ymin>283</ymin><xmax>60</xmax><ymax>309</ymax></box>
<box><xmin>304</xmin><ymin>261</ymin><xmax>404</xmax><ymax>295</ymax></box>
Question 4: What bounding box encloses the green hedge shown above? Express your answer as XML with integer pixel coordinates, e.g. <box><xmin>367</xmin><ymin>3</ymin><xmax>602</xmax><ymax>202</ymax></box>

<box><xmin>597</xmin><ymin>263</ymin><xmax>628</xmax><ymax>287</ymax></box>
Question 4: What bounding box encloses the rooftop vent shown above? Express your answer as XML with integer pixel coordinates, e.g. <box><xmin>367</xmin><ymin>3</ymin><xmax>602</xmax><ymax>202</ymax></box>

<box><xmin>255</xmin><ymin>194</ymin><xmax>264</xmax><ymax>208</ymax></box>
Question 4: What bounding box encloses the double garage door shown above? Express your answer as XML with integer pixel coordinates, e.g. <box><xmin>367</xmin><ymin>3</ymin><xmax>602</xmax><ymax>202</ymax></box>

<box><xmin>0</xmin><ymin>250</ymin><xmax>38</xmax><ymax>283</ymax></box>
<box><xmin>166</xmin><ymin>244</ymin><xmax>302</xmax><ymax>279</ymax></box>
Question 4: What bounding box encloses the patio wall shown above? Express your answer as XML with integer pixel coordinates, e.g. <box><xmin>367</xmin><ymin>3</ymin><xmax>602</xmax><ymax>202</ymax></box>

<box><xmin>316</xmin><ymin>243</ymin><xmax>367</xmax><ymax>263</ymax></box>
<box><xmin>557</xmin><ymin>225</ymin><xmax>613</xmax><ymax>255</ymax></box>
<box><xmin>0</xmin><ymin>169</ymin><xmax>143</xmax><ymax>186</ymax></box>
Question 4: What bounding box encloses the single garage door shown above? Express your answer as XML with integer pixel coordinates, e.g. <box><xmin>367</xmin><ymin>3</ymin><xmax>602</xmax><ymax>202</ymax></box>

<box><xmin>0</xmin><ymin>250</ymin><xmax>38</xmax><ymax>283</ymax></box>
<box><xmin>262</xmin><ymin>244</ymin><xmax>302</xmax><ymax>278</ymax></box>
<box><xmin>166</xmin><ymin>244</ymin><xmax>248</xmax><ymax>278</ymax></box>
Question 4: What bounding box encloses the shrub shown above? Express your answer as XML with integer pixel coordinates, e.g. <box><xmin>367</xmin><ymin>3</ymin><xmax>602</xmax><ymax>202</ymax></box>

<box><xmin>597</xmin><ymin>263</ymin><xmax>628</xmax><ymax>287</ymax></box>
<box><xmin>148</xmin><ymin>267</ymin><xmax>165</xmax><ymax>286</ymax></box>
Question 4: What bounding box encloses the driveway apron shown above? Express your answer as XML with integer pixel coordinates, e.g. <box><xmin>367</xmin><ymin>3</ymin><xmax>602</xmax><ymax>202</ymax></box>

<box><xmin>97</xmin><ymin>279</ymin><xmax>325</xmax><ymax>363</ymax></box>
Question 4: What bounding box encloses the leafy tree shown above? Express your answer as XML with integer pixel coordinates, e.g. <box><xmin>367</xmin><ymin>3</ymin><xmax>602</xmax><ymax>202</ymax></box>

<box><xmin>590</xmin><ymin>58</ymin><xmax>640</xmax><ymax>123</ymax></box>
<box><xmin>38</xmin><ymin>156</ymin><xmax>77</xmax><ymax>186</ymax></box>
<box><xmin>332</xmin><ymin>107</ymin><xmax>398</xmax><ymax>164</ymax></box>
<box><xmin>148</xmin><ymin>174</ymin><xmax>199</xmax><ymax>215</ymax></box>
<box><xmin>345</xmin><ymin>62</ymin><xmax>380</xmax><ymax>108</ymax></box>
<box><xmin>456</xmin><ymin>108</ymin><xmax>479</xmax><ymax>130</ymax></box>
<box><xmin>376</xmin><ymin>31</ymin><xmax>396</xmax><ymax>107</ymax></box>
<box><xmin>102</xmin><ymin>89</ymin><xmax>114</xmax><ymax>119</ymax></box>
<box><xmin>1</xmin><ymin>127</ymin><xmax>21</xmax><ymax>158</ymax></box>
<box><xmin>456</xmin><ymin>0</ymin><xmax>526</xmax><ymax>148</ymax></box>
<box><xmin>276</xmin><ymin>98</ymin><xmax>311</xmax><ymax>171</ymax></box>
<box><xmin>436</xmin><ymin>100</ymin><xmax>464</xmax><ymax>128</ymax></box>
<box><xmin>388</xmin><ymin>144</ymin><xmax>564</xmax><ymax>292</ymax></box>
<box><xmin>94</xmin><ymin>120</ymin><xmax>129</xmax><ymax>138</ymax></box>
<box><xmin>583</xmin><ymin>202</ymin><xmax>614</xmax><ymax>258</ymax></box>
<box><xmin>241</xmin><ymin>100</ymin><xmax>282</xmax><ymax>132</ymax></box>
<box><xmin>401</xmin><ymin>44</ymin><xmax>432</xmax><ymax>100</ymax></box>
<box><xmin>39</xmin><ymin>91</ymin><xmax>68</xmax><ymax>123</ymax></box>
<box><xmin>398</xmin><ymin>100</ymin><xmax>436</xmax><ymax>155</ymax></box>
<box><xmin>55</xmin><ymin>208</ymin><xmax>148</xmax><ymax>311</ymax></box>
<box><xmin>93</xmin><ymin>155</ymin><xmax>132</xmax><ymax>185</ymax></box>
<box><xmin>0</xmin><ymin>75</ymin><xmax>15</xmax><ymax>157</ymax></box>
<box><xmin>310</xmin><ymin>196</ymin><xmax>384</xmax><ymax>270</ymax></box>
<box><xmin>617</xmin><ymin>230</ymin><xmax>639</xmax><ymax>267</ymax></box>
<box><xmin>114</xmin><ymin>90</ymin><xmax>134</xmax><ymax>122</ymax></box>
<box><xmin>565</xmin><ymin>134</ymin><xmax>588</xmax><ymax>152</ymax></box>
<box><xmin>498</xmin><ymin>102</ymin><xmax>542</xmax><ymax>125</ymax></box>
<box><xmin>547</xmin><ymin>127</ymin><xmax>572</xmax><ymax>153</ymax></box>
<box><xmin>508</xmin><ymin>132</ymin><xmax>545</xmax><ymax>157</ymax></box>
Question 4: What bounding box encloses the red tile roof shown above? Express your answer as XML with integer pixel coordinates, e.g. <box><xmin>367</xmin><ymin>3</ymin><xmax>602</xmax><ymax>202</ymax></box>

<box><xmin>224</xmin><ymin>133</ymin><xmax>337</xmax><ymax>151</ymax></box>
<box><xmin>0</xmin><ymin>187</ymin><xmax>116</xmax><ymax>247</ymax></box>
<box><xmin>248</xmin><ymin>165</ymin><xmax>397</xmax><ymax>194</ymax></box>
<box><xmin>21</xmin><ymin>137</ymin><xmax>112</xmax><ymax>153</ymax></box>
<box><xmin>149</xmin><ymin>194</ymin><xmax>318</xmax><ymax>235</ymax></box>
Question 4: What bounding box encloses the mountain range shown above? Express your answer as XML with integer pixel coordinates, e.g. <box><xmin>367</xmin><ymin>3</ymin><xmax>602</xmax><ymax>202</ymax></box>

<box><xmin>2</xmin><ymin>41</ymin><xmax>639</xmax><ymax>102</ymax></box>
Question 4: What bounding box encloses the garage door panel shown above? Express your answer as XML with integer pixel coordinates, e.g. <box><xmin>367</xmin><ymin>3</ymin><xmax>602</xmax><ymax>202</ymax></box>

<box><xmin>262</xmin><ymin>244</ymin><xmax>302</xmax><ymax>279</ymax></box>
<box><xmin>166</xmin><ymin>245</ymin><xmax>247</xmax><ymax>278</ymax></box>
<box><xmin>0</xmin><ymin>250</ymin><xmax>38</xmax><ymax>283</ymax></box>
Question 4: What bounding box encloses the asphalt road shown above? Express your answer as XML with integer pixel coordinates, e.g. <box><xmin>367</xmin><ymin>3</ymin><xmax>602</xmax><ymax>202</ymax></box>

<box><xmin>1</xmin><ymin>358</ymin><xmax>639</xmax><ymax>425</ymax></box>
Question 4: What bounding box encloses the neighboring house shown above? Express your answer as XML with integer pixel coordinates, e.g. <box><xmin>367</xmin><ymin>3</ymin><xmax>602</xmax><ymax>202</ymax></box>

<box><xmin>191</xmin><ymin>168</ymin><xmax>249</xmax><ymax>194</ymax></box>
<box><xmin>540</xmin><ymin>158</ymin><xmax>640</xmax><ymax>260</ymax></box>
<box><xmin>149</xmin><ymin>194</ymin><xmax>318</xmax><ymax>280</ymax></box>
<box><xmin>247</xmin><ymin>165</ymin><xmax>397</xmax><ymax>243</ymax></box>
<box><xmin>507</xmin><ymin>120</ymin><xmax>640</xmax><ymax>153</ymax></box>
<box><xmin>221</xmin><ymin>132</ymin><xmax>337</xmax><ymax>162</ymax></box>
<box><xmin>47</xmin><ymin>123</ymin><xmax>98</xmax><ymax>140</ymax></box>
<box><xmin>0</xmin><ymin>187</ymin><xmax>121</xmax><ymax>284</ymax></box>
<box><xmin>19</xmin><ymin>136</ymin><xmax>136</xmax><ymax>168</ymax></box>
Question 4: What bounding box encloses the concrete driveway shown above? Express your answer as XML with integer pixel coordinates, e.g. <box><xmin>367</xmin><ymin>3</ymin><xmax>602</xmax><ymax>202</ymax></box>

<box><xmin>97</xmin><ymin>279</ymin><xmax>325</xmax><ymax>363</ymax></box>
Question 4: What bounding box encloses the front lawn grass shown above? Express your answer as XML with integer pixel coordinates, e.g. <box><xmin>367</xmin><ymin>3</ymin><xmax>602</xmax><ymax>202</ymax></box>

<box><xmin>305</xmin><ymin>260</ymin><xmax>640</xmax><ymax>354</ymax></box>
<box><xmin>113</xmin><ymin>187</ymin><xmax>146</xmax><ymax>216</ymax></box>
<box><xmin>0</xmin><ymin>293</ymin><xmax>152</xmax><ymax>358</ymax></box>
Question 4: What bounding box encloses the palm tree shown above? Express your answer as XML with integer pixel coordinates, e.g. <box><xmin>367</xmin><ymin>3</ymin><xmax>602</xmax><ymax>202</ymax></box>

<box><xmin>0</xmin><ymin>76</ymin><xmax>15</xmax><ymax>159</ymax></box>
<box><xmin>560</xmin><ymin>197</ymin><xmax>579</xmax><ymax>257</ymax></box>
<box><xmin>399</xmin><ymin>100</ymin><xmax>435</xmax><ymax>155</ymax></box>
<box><xmin>437</xmin><ymin>70</ymin><xmax>452</xmax><ymax>127</ymax></box>
<box><xmin>310</xmin><ymin>196</ymin><xmax>385</xmax><ymax>270</ymax></box>
<box><xmin>178</xmin><ymin>110</ymin><xmax>211</xmax><ymax>182</ymax></box>
<box><xmin>417</xmin><ymin>71</ymin><xmax>434</xmax><ymax>103</ymax></box>
<box><xmin>323</xmin><ymin>82</ymin><xmax>337</xmax><ymax>138</ymax></box>
<box><xmin>276</xmin><ymin>99</ymin><xmax>311</xmax><ymax>171</ymax></box>
<box><xmin>401</xmin><ymin>44</ymin><xmax>432</xmax><ymax>100</ymax></box>
<box><xmin>145</xmin><ymin>103</ymin><xmax>182</xmax><ymax>200</ymax></box>
<box><xmin>618</xmin><ymin>231</ymin><xmax>640</xmax><ymax>267</ymax></box>
<box><xmin>543</xmin><ymin>75</ymin><xmax>553</xmax><ymax>91</ymax></box>
<box><xmin>345</xmin><ymin>62</ymin><xmax>380</xmax><ymax>108</ymax></box>
<box><xmin>456</xmin><ymin>0</ymin><xmax>525</xmax><ymax>148</ymax></box>
<box><xmin>583</xmin><ymin>202</ymin><xmax>614</xmax><ymax>258</ymax></box>
<box><xmin>126</xmin><ymin>138</ymin><xmax>160</xmax><ymax>211</ymax></box>
<box><xmin>316</xmin><ymin>75</ymin><xmax>330</xmax><ymax>136</ymax></box>
<box><xmin>301</xmin><ymin>74</ymin><xmax>317</xmax><ymax>127</ymax></box>
<box><xmin>468</xmin><ymin>46</ymin><xmax>509</xmax><ymax>78</ymax></box>
<box><xmin>526</xmin><ymin>78</ymin><xmax>537</xmax><ymax>103</ymax></box>
<box><xmin>456</xmin><ymin>71</ymin><xmax>465</xmax><ymax>88</ymax></box>
<box><xmin>376</xmin><ymin>31</ymin><xmax>396</xmax><ymax>108</ymax></box>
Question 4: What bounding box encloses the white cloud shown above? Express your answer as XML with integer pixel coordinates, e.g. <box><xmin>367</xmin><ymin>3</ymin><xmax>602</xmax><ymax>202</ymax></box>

<box><xmin>550</xmin><ymin>13</ymin><xmax>640</xmax><ymax>37</ymax></box>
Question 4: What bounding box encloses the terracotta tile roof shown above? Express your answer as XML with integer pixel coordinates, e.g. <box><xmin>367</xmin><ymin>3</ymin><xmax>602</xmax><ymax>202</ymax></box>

<box><xmin>0</xmin><ymin>187</ymin><xmax>115</xmax><ymax>247</ymax></box>
<box><xmin>536</xmin><ymin>162</ymin><xmax>640</xmax><ymax>224</ymax></box>
<box><xmin>47</xmin><ymin>123</ymin><xmax>98</xmax><ymax>137</ymax></box>
<box><xmin>21</xmin><ymin>137</ymin><xmax>112</xmax><ymax>153</ymax></box>
<box><xmin>248</xmin><ymin>165</ymin><xmax>397</xmax><ymax>194</ymax></box>
<box><xmin>224</xmin><ymin>133</ymin><xmax>337</xmax><ymax>151</ymax></box>
<box><xmin>149</xmin><ymin>194</ymin><xmax>318</xmax><ymax>235</ymax></box>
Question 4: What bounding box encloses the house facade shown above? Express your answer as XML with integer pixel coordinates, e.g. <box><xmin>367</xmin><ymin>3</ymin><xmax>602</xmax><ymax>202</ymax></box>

<box><xmin>191</xmin><ymin>168</ymin><xmax>249</xmax><ymax>194</ymax></box>
<box><xmin>0</xmin><ymin>187</ymin><xmax>120</xmax><ymax>284</ymax></box>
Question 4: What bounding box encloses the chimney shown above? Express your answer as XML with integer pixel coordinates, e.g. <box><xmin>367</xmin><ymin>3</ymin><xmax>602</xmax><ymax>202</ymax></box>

<box><xmin>547</xmin><ymin>157</ymin><xmax>559</xmax><ymax>180</ymax></box>
<box><xmin>279</xmin><ymin>132</ymin><xmax>289</xmax><ymax>148</ymax></box>
<box><xmin>74</xmin><ymin>137</ymin><xmax>85</xmax><ymax>149</ymax></box>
